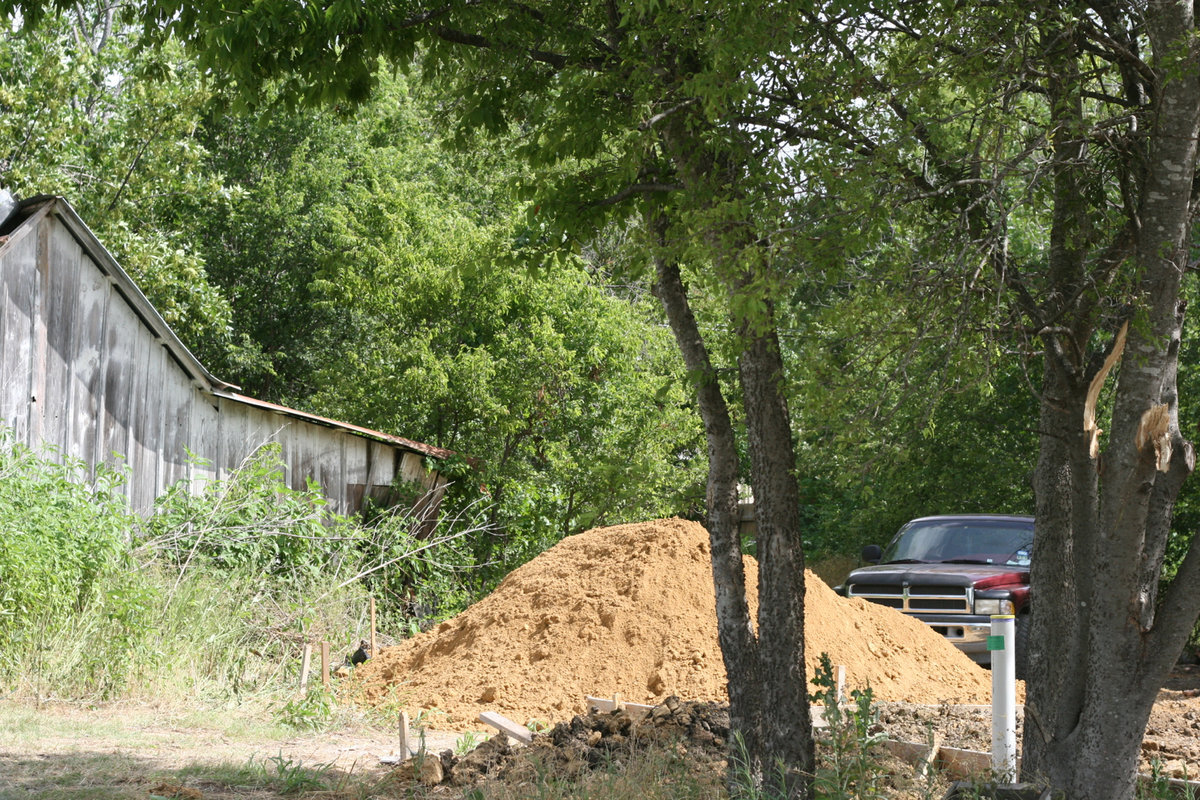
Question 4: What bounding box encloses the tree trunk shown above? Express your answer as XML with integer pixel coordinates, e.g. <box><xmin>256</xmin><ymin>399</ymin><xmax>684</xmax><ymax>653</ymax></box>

<box><xmin>649</xmin><ymin>196</ymin><xmax>813</xmax><ymax>796</ymax></box>
<box><xmin>648</xmin><ymin>214</ymin><xmax>763</xmax><ymax>770</ymax></box>
<box><xmin>1021</xmin><ymin>4</ymin><xmax>1200</xmax><ymax>798</ymax></box>
<box><xmin>653</xmin><ymin>101</ymin><xmax>816</xmax><ymax>793</ymax></box>
<box><xmin>739</xmin><ymin>315</ymin><xmax>813</xmax><ymax>794</ymax></box>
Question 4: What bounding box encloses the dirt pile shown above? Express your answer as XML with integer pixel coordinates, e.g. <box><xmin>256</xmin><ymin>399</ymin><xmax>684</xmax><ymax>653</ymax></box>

<box><xmin>353</xmin><ymin>518</ymin><xmax>995</xmax><ymax>729</ymax></box>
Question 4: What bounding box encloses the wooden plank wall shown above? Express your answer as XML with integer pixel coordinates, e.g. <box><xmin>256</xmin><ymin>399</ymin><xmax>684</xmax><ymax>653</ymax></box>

<box><xmin>0</xmin><ymin>207</ymin><xmax>443</xmax><ymax>517</ymax></box>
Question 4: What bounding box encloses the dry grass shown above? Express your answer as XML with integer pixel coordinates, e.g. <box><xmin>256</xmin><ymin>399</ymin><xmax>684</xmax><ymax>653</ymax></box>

<box><xmin>461</xmin><ymin>743</ymin><xmax>723</xmax><ymax>800</ymax></box>
<box><xmin>0</xmin><ymin>699</ymin><xmax>398</xmax><ymax>800</ymax></box>
<box><xmin>0</xmin><ymin>696</ymin><xmax>967</xmax><ymax>800</ymax></box>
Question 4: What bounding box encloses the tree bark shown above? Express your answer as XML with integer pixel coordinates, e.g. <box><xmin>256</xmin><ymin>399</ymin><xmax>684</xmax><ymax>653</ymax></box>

<box><xmin>1021</xmin><ymin>4</ymin><xmax>1200</xmax><ymax>797</ymax></box>
<box><xmin>739</xmin><ymin>314</ymin><xmax>813</xmax><ymax>793</ymax></box>
<box><xmin>652</xmin><ymin>104</ymin><xmax>816</xmax><ymax>794</ymax></box>
<box><xmin>648</xmin><ymin>212</ymin><xmax>763</xmax><ymax>773</ymax></box>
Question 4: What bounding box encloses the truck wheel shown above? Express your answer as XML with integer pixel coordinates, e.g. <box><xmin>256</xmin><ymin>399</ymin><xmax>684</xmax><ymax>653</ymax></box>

<box><xmin>1014</xmin><ymin>613</ymin><xmax>1030</xmax><ymax>680</ymax></box>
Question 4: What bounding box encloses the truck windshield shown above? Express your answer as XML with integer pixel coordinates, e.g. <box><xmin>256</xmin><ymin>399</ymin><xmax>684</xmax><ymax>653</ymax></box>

<box><xmin>883</xmin><ymin>519</ymin><xmax>1033</xmax><ymax>566</ymax></box>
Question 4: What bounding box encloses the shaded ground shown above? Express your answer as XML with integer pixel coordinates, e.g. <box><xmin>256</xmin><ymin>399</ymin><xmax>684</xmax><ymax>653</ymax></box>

<box><xmin>874</xmin><ymin>666</ymin><xmax>1200</xmax><ymax>780</ymax></box>
<box><xmin>0</xmin><ymin>699</ymin><xmax>463</xmax><ymax>800</ymax></box>
<box><xmin>1</xmin><ymin>668</ymin><xmax>1197</xmax><ymax>799</ymax></box>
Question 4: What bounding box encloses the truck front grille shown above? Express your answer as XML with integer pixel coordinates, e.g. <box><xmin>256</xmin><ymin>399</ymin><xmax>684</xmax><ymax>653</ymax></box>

<box><xmin>847</xmin><ymin>583</ymin><xmax>972</xmax><ymax>614</ymax></box>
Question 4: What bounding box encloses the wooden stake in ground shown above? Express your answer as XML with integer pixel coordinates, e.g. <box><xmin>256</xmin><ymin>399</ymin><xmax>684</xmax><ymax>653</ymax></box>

<box><xmin>299</xmin><ymin>643</ymin><xmax>312</xmax><ymax>692</ymax></box>
<box><xmin>399</xmin><ymin>710</ymin><xmax>411</xmax><ymax>758</ymax></box>
<box><xmin>320</xmin><ymin>641</ymin><xmax>330</xmax><ymax>689</ymax></box>
<box><xmin>370</xmin><ymin>597</ymin><xmax>377</xmax><ymax>657</ymax></box>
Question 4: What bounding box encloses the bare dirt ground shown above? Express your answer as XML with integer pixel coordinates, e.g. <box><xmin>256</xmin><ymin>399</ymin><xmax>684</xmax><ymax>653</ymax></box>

<box><xmin>0</xmin><ymin>699</ymin><xmax>464</xmax><ymax>799</ymax></box>
<box><xmin>874</xmin><ymin>665</ymin><xmax>1200</xmax><ymax>780</ymax></box>
<box><xmin>2</xmin><ymin>668</ymin><xmax>1197</xmax><ymax>800</ymax></box>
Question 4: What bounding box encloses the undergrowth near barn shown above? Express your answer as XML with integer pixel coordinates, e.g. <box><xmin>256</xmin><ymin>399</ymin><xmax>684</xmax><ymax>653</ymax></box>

<box><xmin>0</xmin><ymin>434</ymin><xmax>483</xmax><ymax>705</ymax></box>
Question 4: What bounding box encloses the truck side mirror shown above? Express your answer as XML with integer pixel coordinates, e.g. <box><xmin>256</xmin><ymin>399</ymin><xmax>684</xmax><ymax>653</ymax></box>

<box><xmin>861</xmin><ymin>544</ymin><xmax>883</xmax><ymax>564</ymax></box>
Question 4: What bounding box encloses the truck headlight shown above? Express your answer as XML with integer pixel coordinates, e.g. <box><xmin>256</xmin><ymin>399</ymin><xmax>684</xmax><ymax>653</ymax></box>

<box><xmin>974</xmin><ymin>598</ymin><xmax>1014</xmax><ymax>616</ymax></box>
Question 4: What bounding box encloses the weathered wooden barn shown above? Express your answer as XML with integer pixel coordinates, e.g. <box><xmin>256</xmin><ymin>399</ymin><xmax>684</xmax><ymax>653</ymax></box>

<box><xmin>0</xmin><ymin>194</ymin><xmax>451</xmax><ymax>521</ymax></box>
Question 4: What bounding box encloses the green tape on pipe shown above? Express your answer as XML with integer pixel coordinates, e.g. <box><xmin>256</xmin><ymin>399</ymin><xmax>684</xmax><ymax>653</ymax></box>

<box><xmin>986</xmin><ymin>635</ymin><xmax>1006</xmax><ymax>651</ymax></box>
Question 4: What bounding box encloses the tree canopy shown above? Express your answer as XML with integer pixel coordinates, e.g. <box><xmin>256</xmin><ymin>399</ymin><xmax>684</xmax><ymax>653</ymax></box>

<box><xmin>7</xmin><ymin>1</ymin><xmax>1200</xmax><ymax>798</ymax></box>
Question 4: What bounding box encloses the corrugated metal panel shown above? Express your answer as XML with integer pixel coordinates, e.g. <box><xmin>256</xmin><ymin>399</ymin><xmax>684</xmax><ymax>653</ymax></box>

<box><xmin>161</xmin><ymin>364</ymin><xmax>194</xmax><ymax>491</ymax></box>
<box><xmin>70</xmin><ymin>244</ymin><xmax>108</xmax><ymax>471</ymax></box>
<box><xmin>187</xmin><ymin>392</ymin><xmax>219</xmax><ymax>490</ymax></box>
<box><xmin>100</xmin><ymin>279</ymin><xmax>139</xmax><ymax>479</ymax></box>
<box><xmin>29</xmin><ymin>218</ymin><xmax>49</xmax><ymax>447</ymax></box>
<box><xmin>131</xmin><ymin>342</ymin><xmax>166</xmax><ymax>511</ymax></box>
<box><xmin>43</xmin><ymin>223</ymin><xmax>83</xmax><ymax>454</ymax></box>
<box><xmin>213</xmin><ymin>390</ymin><xmax>454</xmax><ymax>461</ymax></box>
<box><xmin>1</xmin><ymin>220</ymin><xmax>37</xmax><ymax>442</ymax></box>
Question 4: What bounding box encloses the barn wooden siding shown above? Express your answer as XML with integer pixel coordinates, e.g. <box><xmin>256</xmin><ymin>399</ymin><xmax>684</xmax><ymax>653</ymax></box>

<box><xmin>0</xmin><ymin>196</ymin><xmax>451</xmax><ymax>520</ymax></box>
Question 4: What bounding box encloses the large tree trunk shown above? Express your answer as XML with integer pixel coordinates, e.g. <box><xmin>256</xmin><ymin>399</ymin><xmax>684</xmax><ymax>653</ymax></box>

<box><xmin>649</xmin><ymin>215</ymin><xmax>763</xmax><ymax>771</ymax></box>
<box><xmin>1021</xmin><ymin>4</ymin><xmax>1200</xmax><ymax>797</ymax></box>
<box><xmin>649</xmin><ymin>189</ymin><xmax>813</xmax><ymax>796</ymax></box>
<box><xmin>740</xmin><ymin>317</ymin><xmax>812</xmax><ymax>792</ymax></box>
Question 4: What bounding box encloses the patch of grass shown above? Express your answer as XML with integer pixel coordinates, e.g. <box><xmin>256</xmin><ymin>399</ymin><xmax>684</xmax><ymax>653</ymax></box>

<box><xmin>0</xmin><ymin>751</ymin><xmax>158</xmax><ymax>800</ymax></box>
<box><xmin>0</xmin><ymin>741</ymin><xmax>377</xmax><ymax>800</ymax></box>
<box><xmin>276</xmin><ymin>687</ymin><xmax>337</xmax><ymax>732</ymax></box>
<box><xmin>0</xmin><ymin>699</ymin><xmax>397</xmax><ymax>800</ymax></box>
<box><xmin>0</xmin><ymin>701</ymin><xmax>170</xmax><ymax>750</ymax></box>
<box><xmin>455</xmin><ymin>731</ymin><xmax>489</xmax><ymax>756</ymax></box>
<box><xmin>1139</xmin><ymin>759</ymin><xmax>1197</xmax><ymax>800</ymax></box>
<box><xmin>0</xmin><ymin>699</ymin><xmax>301</xmax><ymax>751</ymax></box>
<box><xmin>172</xmin><ymin>758</ymin><xmax>268</xmax><ymax>787</ymax></box>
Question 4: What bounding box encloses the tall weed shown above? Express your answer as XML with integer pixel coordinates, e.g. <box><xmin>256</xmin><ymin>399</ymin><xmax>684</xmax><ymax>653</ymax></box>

<box><xmin>811</xmin><ymin>653</ymin><xmax>888</xmax><ymax>800</ymax></box>
<box><xmin>0</xmin><ymin>435</ymin><xmax>136</xmax><ymax>659</ymax></box>
<box><xmin>0</xmin><ymin>435</ymin><xmax>485</xmax><ymax>704</ymax></box>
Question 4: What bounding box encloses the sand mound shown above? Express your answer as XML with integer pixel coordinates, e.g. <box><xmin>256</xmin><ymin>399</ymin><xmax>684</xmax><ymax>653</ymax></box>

<box><xmin>353</xmin><ymin>518</ymin><xmax>995</xmax><ymax>729</ymax></box>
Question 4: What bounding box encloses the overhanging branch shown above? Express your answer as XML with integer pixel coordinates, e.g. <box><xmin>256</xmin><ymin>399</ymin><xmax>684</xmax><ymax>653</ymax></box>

<box><xmin>588</xmin><ymin>182</ymin><xmax>682</xmax><ymax>208</ymax></box>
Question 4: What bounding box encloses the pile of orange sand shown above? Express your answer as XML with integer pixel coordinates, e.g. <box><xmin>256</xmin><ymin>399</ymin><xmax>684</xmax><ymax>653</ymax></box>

<box><xmin>353</xmin><ymin>518</ymin><xmax>996</xmax><ymax>729</ymax></box>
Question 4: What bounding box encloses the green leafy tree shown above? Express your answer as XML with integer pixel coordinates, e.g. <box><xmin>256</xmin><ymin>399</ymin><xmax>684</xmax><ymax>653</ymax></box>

<box><xmin>60</xmin><ymin>1</ymin><xmax>827</xmax><ymax>791</ymax></box>
<box><xmin>759</xmin><ymin>5</ymin><xmax>1200</xmax><ymax>797</ymax></box>
<box><xmin>182</xmin><ymin>74</ymin><xmax>705</xmax><ymax>576</ymax></box>
<box><xmin>783</xmin><ymin>271</ymin><xmax>1040</xmax><ymax>556</ymax></box>
<box><xmin>0</xmin><ymin>2</ymin><xmax>243</xmax><ymax>364</ymax></box>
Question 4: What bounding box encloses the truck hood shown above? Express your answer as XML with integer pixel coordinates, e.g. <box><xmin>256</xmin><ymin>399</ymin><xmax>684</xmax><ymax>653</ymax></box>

<box><xmin>847</xmin><ymin>562</ymin><xmax>1029</xmax><ymax>589</ymax></box>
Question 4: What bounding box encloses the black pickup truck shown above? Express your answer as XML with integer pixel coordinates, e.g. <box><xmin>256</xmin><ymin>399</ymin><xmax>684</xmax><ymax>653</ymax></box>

<box><xmin>836</xmin><ymin>514</ymin><xmax>1034</xmax><ymax>670</ymax></box>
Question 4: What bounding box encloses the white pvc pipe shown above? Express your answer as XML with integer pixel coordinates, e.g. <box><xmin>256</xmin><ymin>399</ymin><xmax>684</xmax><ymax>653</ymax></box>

<box><xmin>991</xmin><ymin>614</ymin><xmax>1018</xmax><ymax>780</ymax></box>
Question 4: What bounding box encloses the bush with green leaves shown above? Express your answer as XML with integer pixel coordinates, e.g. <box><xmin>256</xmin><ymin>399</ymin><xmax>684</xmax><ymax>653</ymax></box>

<box><xmin>0</xmin><ymin>433</ymin><xmax>484</xmax><ymax>701</ymax></box>
<box><xmin>139</xmin><ymin>445</ymin><xmax>358</xmax><ymax>582</ymax></box>
<box><xmin>0</xmin><ymin>435</ymin><xmax>137</xmax><ymax>651</ymax></box>
<box><xmin>810</xmin><ymin>653</ymin><xmax>889</xmax><ymax>800</ymax></box>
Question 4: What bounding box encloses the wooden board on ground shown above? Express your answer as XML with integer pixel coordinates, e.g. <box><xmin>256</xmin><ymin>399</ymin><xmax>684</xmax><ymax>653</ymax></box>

<box><xmin>479</xmin><ymin>711</ymin><xmax>533</xmax><ymax>744</ymax></box>
<box><xmin>585</xmin><ymin>696</ymin><xmax>655</xmax><ymax>716</ymax></box>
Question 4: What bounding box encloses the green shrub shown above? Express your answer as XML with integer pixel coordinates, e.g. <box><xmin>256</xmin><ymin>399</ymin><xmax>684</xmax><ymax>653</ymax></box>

<box><xmin>810</xmin><ymin>652</ymin><xmax>888</xmax><ymax>800</ymax></box>
<box><xmin>0</xmin><ymin>434</ymin><xmax>485</xmax><ymax>702</ymax></box>
<box><xmin>140</xmin><ymin>445</ymin><xmax>358</xmax><ymax>583</ymax></box>
<box><xmin>0</xmin><ymin>435</ymin><xmax>136</xmax><ymax>651</ymax></box>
